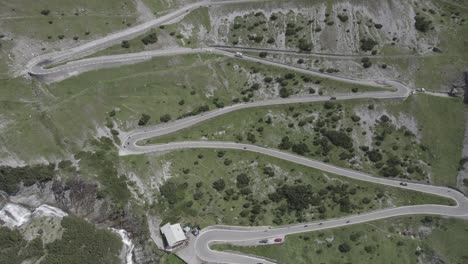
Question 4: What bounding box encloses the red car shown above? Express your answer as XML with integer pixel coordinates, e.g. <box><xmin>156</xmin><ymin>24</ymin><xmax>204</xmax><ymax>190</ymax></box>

<box><xmin>274</xmin><ymin>238</ymin><xmax>283</xmax><ymax>243</ymax></box>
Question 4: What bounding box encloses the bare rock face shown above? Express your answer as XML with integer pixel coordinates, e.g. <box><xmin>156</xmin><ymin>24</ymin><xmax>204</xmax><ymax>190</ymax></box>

<box><xmin>8</xmin><ymin>178</ymin><xmax>112</xmax><ymax>222</ymax></box>
<box><xmin>52</xmin><ymin>178</ymin><xmax>112</xmax><ymax>222</ymax></box>
<box><xmin>464</xmin><ymin>70</ymin><xmax>468</xmax><ymax>103</ymax></box>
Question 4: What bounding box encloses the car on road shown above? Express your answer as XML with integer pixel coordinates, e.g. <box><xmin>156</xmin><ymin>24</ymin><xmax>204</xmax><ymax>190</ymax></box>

<box><xmin>330</xmin><ymin>97</ymin><xmax>337</xmax><ymax>100</ymax></box>
<box><xmin>346</xmin><ymin>220</ymin><xmax>350</xmax><ymax>223</ymax></box>
<box><xmin>318</xmin><ymin>222</ymin><xmax>323</xmax><ymax>225</ymax></box>
<box><xmin>274</xmin><ymin>238</ymin><xmax>283</xmax><ymax>243</ymax></box>
<box><xmin>400</xmin><ymin>182</ymin><xmax>408</xmax><ymax>186</ymax></box>
<box><xmin>259</xmin><ymin>239</ymin><xmax>268</xmax><ymax>244</ymax></box>
<box><xmin>234</xmin><ymin>52</ymin><xmax>244</xmax><ymax>58</ymax></box>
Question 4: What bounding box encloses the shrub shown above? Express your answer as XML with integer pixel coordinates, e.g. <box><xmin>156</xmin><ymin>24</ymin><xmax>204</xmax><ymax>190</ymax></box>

<box><xmin>141</xmin><ymin>32</ymin><xmax>158</xmax><ymax>45</ymax></box>
<box><xmin>160</xmin><ymin>114</ymin><xmax>171</xmax><ymax>123</ymax></box>
<box><xmin>278</xmin><ymin>136</ymin><xmax>292</xmax><ymax>150</ymax></box>
<box><xmin>267</xmin><ymin>37</ymin><xmax>275</xmax><ymax>44</ymax></box>
<box><xmin>236</xmin><ymin>173</ymin><xmax>250</xmax><ymax>188</ymax></box>
<box><xmin>360</xmin><ymin>38</ymin><xmax>378</xmax><ymax>51</ymax></box>
<box><xmin>263</xmin><ymin>166</ymin><xmax>275</xmax><ymax>177</ymax></box>
<box><xmin>338</xmin><ymin>243</ymin><xmax>351</xmax><ymax>253</ymax></box>
<box><xmin>368</xmin><ymin>149</ymin><xmax>383</xmax><ymax>162</ymax></box>
<box><xmin>279</xmin><ymin>87</ymin><xmax>291</xmax><ymax>98</ymax></box>
<box><xmin>138</xmin><ymin>114</ymin><xmax>151</xmax><ymax>126</ymax></box>
<box><xmin>374</xmin><ymin>23</ymin><xmax>383</xmax><ymax>29</ymax></box>
<box><xmin>284</xmin><ymin>73</ymin><xmax>295</xmax><ymax>79</ymax></box>
<box><xmin>264</xmin><ymin>77</ymin><xmax>273</xmax><ymax>83</ymax></box>
<box><xmin>121</xmin><ymin>40</ymin><xmax>130</xmax><ymax>48</ymax></box>
<box><xmin>40</xmin><ymin>9</ymin><xmax>50</xmax><ymax>16</ymax></box>
<box><xmin>350</xmin><ymin>115</ymin><xmax>361</xmax><ymax>122</ymax></box>
<box><xmin>259</xmin><ymin>51</ymin><xmax>268</xmax><ymax>58</ymax></box>
<box><xmin>292</xmin><ymin>143</ymin><xmax>310</xmax><ymax>155</ymax></box>
<box><xmin>212</xmin><ymin>179</ymin><xmax>226</xmax><ymax>191</ymax></box>
<box><xmin>338</xmin><ymin>14</ymin><xmax>349</xmax><ymax>22</ymax></box>
<box><xmin>298</xmin><ymin>38</ymin><xmax>313</xmax><ymax>52</ymax></box>
<box><xmin>323</xmin><ymin>130</ymin><xmax>353</xmax><ymax>149</ymax></box>
<box><xmin>415</xmin><ymin>15</ymin><xmax>432</xmax><ymax>32</ymax></box>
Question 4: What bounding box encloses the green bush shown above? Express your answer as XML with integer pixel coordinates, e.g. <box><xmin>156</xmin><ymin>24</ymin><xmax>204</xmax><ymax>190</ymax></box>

<box><xmin>323</xmin><ymin>131</ymin><xmax>353</xmax><ymax>149</ymax></box>
<box><xmin>212</xmin><ymin>179</ymin><xmax>226</xmax><ymax>191</ymax></box>
<box><xmin>360</xmin><ymin>38</ymin><xmax>378</xmax><ymax>51</ymax></box>
<box><xmin>338</xmin><ymin>14</ymin><xmax>349</xmax><ymax>22</ymax></box>
<box><xmin>414</xmin><ymin>15</ymin><xmax>432</xmax><ymax>32</ymax></box>
<box><xmin>138</xmin><ymin>113</ymin><xmax>151</xmax><ymax>126</ymax></box>
<box><xmin>0</xmin><ymin>164</ymin><xmax>55</xmax><ymax>194</ymax></box>
<box><xmin>141</xmin><ymin>32</ymin><xmax>158</xmax><ymax>45</ymax></box>
<box><xmin>121</xmin><ymin>40</ymin><xmax>130</xmax><ymax>48</ymax></box>
<box><xmin>42</xmin><ymin>217</ymin><xmax>122</xmax><ymax>264</ymax></box>
<box><xmin>160</xmin><ymin>114</ymin><xmax>172</xmax><ymax>123</ymax></box>
<box><xmin>236</xmin><ymin>173</ymin><xmax>250</xmax><ymax>188</ymax></box>
<box><xmin>298</xmin><ymin>38</ymin><xmax>313</xmax><ymax>52</ymax></box>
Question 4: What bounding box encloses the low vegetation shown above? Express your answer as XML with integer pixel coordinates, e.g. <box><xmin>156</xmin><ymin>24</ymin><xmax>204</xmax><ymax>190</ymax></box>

<box><xmin>153</xmin><ymin>149</ymin><xmax>450</xmax><ymax>227</ymax></box>
<box><xmin>42</xmin><ymin>217</ymin><xmax>122</xmax><ymax>264</ymax></box>
<box><xmin>147</xmin><ymin>96</ymin><xmax>464</xmax><ymax>185</ymax></box>
<box><xmin>213</xmin><ymin>216</ymin><xmax>468</xmax><ymax>264</ymax></box>
<box><xmin>0</xmin><ymin>164</ymin><xmax>55</xmax><ymax>194</ymax></box>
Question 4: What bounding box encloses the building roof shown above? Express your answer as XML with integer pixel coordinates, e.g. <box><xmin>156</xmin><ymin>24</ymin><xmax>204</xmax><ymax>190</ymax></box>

<box><xmin>161</xmin><ymin>223</ymin><xmax>186</xmax><ymax>247</ymax></box>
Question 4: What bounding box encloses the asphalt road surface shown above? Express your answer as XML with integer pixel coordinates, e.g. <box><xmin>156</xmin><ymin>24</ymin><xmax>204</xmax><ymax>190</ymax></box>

<box><xmin>25</xmin><ymin>1</ymin><xmax>466</xmax><ymax>263</ymax></box>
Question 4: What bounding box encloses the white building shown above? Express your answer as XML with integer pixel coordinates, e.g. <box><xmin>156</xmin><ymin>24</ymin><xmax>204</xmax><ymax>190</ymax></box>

<box><xmin>160</xmin><ymin>223</ymin><xmax>187</xmax><ymax>250</ymax></box>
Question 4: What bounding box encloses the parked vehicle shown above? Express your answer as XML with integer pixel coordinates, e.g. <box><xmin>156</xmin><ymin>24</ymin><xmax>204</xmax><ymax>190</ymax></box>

<box><xmin>400</xmin><ymin>182</ymin><xmax>408</xmax><ymax>186</ymax></box>
<box><xmin>274</xmin><ymin>238</ymin><xmax>283</xmax><ymax>243</ymax></box>
<box><xmin>259</xmin><ymin>239</ymin><xmax>268</xmax><ymax>244</ymax></box>
<box><xmin>234</xmin><ymin>52</ymin><xmax>244</xmax><ymax>58</ymax></box>
<box><xmin>330</xmin><ymin>97</ymin><xmax>337</xmax><ymax>100</ymax></box>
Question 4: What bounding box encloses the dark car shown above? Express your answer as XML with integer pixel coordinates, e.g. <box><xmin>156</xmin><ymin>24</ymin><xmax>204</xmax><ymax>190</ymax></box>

<box><xmin>400</xmin><ymin>182</ymin><xmax>408</xmax><ymax>186</ymax></box>
<box><xmin>259</xmin><ymin>239</ymin><xmax>268</xmax><ymax>244</ymax></box>
<box><xmin>330</xmin><ymin>97</ymin><xmax>337</xmax><ymax>100</ymax></box>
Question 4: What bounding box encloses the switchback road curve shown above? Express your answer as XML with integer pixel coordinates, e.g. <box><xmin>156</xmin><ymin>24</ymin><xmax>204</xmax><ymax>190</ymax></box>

<box><xmin>25</xmin><ymin>1</ymin><xmax>466</xmax><ymax>263</ymax></box>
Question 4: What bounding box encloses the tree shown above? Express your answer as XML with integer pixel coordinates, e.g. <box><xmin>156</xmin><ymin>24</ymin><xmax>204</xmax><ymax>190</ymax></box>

<box><xmin>212</xmin><ymin>179</ymin><xmax>226</xmax><ymax>192</ymax></box>
<box><xmin>138</xmin><ymin>114</ymin><xmax>151</xmax><ymax>126</ymax></box>
<box><xmin>259</xmin><ymin>51</ymin><xmax>268</xmax><ymax>58</ymax></box>
<box><xmin>236</xmin><ymin>173</ymin><xmax>250</xmax><ymax>188</ymax></box>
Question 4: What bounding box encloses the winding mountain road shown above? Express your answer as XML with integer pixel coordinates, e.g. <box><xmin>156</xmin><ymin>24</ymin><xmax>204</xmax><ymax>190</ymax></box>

<box><xmin>25</xmin><ymin>1</ymin><xmax>467</xmax><ymax>263</ymax></box>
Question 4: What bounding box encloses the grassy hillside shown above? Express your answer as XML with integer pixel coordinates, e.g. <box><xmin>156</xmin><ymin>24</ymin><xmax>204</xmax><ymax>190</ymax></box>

<box><xmin>213</xmin><ymin>216</ymin><xmax>468</xmax><ymax>264</ymax></box>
